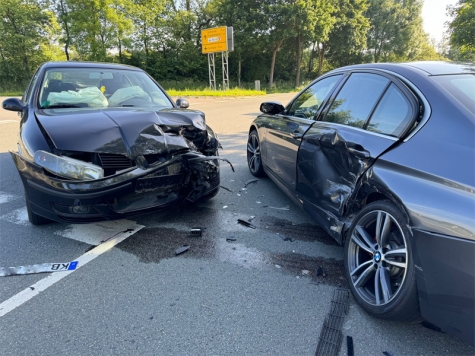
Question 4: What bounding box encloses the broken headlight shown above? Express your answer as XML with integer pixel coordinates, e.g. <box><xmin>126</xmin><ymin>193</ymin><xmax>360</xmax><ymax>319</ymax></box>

<box><xmin>34</xmin><ymin>150</ymin><xmax>104</xmax><ymax>180</ymax></box>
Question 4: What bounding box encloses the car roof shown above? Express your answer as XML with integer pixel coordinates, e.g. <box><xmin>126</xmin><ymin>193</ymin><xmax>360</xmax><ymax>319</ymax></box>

<box><xmin>41</xmin><ymin>61</ymin><xmax>142</xmax><ymax>71</ymax></box>
<box><xmin>329</xmin><ymin>61</ymin><xmax>475</xmax><ymax>76</ymax></box>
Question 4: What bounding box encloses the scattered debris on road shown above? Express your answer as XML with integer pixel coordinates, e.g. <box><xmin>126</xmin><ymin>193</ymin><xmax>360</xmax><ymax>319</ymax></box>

<box><xmin>275</xmin><ymin>264</ymin><xmax>281</xmax><ymax>269</ymax></box>
<box><xmin>220</xmin><ymin>186</ymin><xmax>233</xmax><ymax>193</ymax></box>
<box><xmin>267</xmin><ymin>205</ymin><xmax>290</xmax><ymax>210</ymax></box>
<box><xmin>226</xmin><ymin>237</ymin><xmax>237</xmax><ymax>242</ymax></box>
<box><xmin>189</xmin><ymin>228</ymin><xmax>202</xmax><ymax>237</ymax></box>
<box><xmin>0</xmin><ymin>261</ymin><xmax>79</xmax><ymax>277</ymax></box>
<box><xmin>237</xmin><ymin>219</ymin><xmax>256</xmax><ymax>229</ymax></box>
<box><xmin>244</xmin><ymin>178</ymin><xmax>258</xmax><ymax>187</ymax></box>
<box><xmin>347</xmin><ymin>336</ymin><xmax>354</xmax><ymax>356</ymax></box>
<box><xmin>382</xmin><ymin>351</ymin><xmax>393</xmax><ymax>356</ymax></box>
<box><xmin>315</xmin><ymin>266</ymin><xmax>327</xmax><ymax>277</ymax></box>
<box><xmin>175</xmin><ymin>245</ymin><xmax>190</xmax><ymax>255</ymax></box>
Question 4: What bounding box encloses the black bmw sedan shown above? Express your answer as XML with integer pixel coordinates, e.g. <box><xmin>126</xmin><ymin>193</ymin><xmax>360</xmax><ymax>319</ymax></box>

<box><xmin>2</xmin><ymin>62</ymin><xmax>223</xmax><ymax>225</ymax></box>
<box><xmin>247</xmin><ymin>61</ymin><xmax>474</xmax><ymax>344</ymax></box>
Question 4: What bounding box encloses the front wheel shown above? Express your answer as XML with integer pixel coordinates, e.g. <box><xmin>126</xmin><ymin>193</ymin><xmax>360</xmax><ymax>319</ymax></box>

<box><xmin>247</xmin><ymin>130</ymin><xmax>266</xmax><ymax>177</ymax></box>
<box><xmin>344</xmin><ymin>200</ymin><xmax>420</xmax><ymax>321</ymax></box>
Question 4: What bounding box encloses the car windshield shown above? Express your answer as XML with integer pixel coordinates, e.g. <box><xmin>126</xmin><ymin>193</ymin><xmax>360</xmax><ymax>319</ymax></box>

<box><xmin>432</xmin><ymin>74</ymin><xmax>475</xmax><ymax>115</ymax></box>
<box><xmin>38</xmin><ymin>68</ymin><xmax>173</xmax><ymax>109</ymax></box>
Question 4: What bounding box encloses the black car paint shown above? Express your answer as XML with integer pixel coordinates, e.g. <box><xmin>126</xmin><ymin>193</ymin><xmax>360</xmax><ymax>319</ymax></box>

<box><xmin>7</xmin><ymin>61</ymin><xmax>222</xmax><ymax>223</ymax></box>
<box><xmin>250</xmin><ymin>62</ymin><xmax>475</xmax><ymax>345</ymax></box>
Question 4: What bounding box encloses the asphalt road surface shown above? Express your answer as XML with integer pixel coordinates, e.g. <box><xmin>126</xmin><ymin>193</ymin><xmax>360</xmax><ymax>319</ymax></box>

<box><xmin>0</xmin><ymin>94</ymin><xmax>473</xmax><ymax>355</ymax></box>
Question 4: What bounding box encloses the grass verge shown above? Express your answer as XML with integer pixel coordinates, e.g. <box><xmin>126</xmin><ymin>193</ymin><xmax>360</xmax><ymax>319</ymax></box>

<box><xmin>167</xmin><ymin>88</ymin><xmax>267</xmax><ymax>97</ymax></box>
<box><xmin>0</xmin><ymin>91</ymin><xmax>23</xmax><ymax>97</ymax></box>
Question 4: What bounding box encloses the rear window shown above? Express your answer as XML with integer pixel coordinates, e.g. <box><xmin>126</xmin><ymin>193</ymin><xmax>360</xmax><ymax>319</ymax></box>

<box><xmin>432</xmin><ymin>74</ymin><xmax>475</xmax><ymax>115</ymax></box>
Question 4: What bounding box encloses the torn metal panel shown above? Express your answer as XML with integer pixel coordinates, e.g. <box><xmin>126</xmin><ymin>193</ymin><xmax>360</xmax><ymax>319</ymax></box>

<box><xmin>0</xmin><ymin>261</ymin><xmax>78</xmax><ymax>277</ymax></box>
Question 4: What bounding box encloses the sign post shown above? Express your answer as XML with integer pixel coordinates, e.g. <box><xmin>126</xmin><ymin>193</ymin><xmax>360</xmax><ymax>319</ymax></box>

<box><xmin>201</xmin><ymin>26</ymin><xmax>233</xmax><ymax>90</ymax></box>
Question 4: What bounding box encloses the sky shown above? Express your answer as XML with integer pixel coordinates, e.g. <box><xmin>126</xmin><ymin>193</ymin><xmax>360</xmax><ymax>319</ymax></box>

<box><xmin>421</xmin><ymin>0</ymin><xmax>458</xmax><ymax>43</ymax></box>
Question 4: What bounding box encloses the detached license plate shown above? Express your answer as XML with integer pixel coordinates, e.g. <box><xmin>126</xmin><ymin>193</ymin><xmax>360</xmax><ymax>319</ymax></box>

<box><xmin>0</xmin><ymin>261</ymin><xmax>79</xmax><ymax>277</ymax></box>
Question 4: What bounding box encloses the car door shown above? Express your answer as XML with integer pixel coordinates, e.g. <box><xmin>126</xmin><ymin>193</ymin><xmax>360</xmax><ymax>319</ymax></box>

<box><xmin>297</xmin><ymin>71</ymin><xmax>419</xmax><ymax>239</ymax></box>
<box><xmin>264</xmin><ymin>75</ymin><xmax>343</xmax><ymax>190</ymax></box>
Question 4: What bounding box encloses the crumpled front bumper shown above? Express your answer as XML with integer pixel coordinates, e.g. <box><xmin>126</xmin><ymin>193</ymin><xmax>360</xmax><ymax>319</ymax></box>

<box><xmin>11</xmin><ymin>152</ymin><xmax>220</xmax><ymax>223</ymax></box>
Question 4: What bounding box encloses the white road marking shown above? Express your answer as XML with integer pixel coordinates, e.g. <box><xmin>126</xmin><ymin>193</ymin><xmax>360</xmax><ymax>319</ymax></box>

<box><xmin>0</xmin><ymin>207</ymin><xmax>29</xmax><ymax>226</ymax></box>
<box><xmin>0</xmin><ymin>120</ymin><xmax>19</xmax><ymax>124</ymax></box>
<box><xmin>55</xmin><ymin>219</ymin><xmax>137</xmax><ymax>245</ymax></box>
<box><xmin>0</xmin><ymin>222</ymin><xmax>144</xmax><ymax>317</ymax></box>
<box><xmin>0</xmin><ymin>192</ymin><xmax>17</xmax><ymax>204</ymax></box>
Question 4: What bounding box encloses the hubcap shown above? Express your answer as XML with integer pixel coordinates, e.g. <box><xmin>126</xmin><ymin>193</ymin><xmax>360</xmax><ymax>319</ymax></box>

<box><xmin>247</xmin><ymin>133</ymin><xmax>261</xmax><ymax>173</ymax></box>
<box><xmin>347</xmin><ymin>210</ymin><xmax>408</xmax><ymax>306</ymax></box>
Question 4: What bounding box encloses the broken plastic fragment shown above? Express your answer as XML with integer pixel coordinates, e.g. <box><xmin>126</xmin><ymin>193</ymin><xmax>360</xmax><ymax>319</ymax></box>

<box><xmin>256</xmin><ymin>201</ymin><xmax>261</xmax><ymax>204</ymax></box>
<box><xmin>268</xmin><ymin>205</ymin><xmax>290</xmax><ymax>210</ymax></box>
<box><xmin>237</xmin><ymin>193</ymin><xmax>241</xmax><ymax>197</ymax></box>
<box><xmin>175</xmin><ymin>245</ymin><xmax>190</xmax><ymax>255</ymax></box>
<box><xmin>189</xmin><ymin>228</ymin><xmax>202</xmax><ymax>237</ymax></box>
<box><xmin>241</xmin><ymin>188</ymin><xmax>247</xmax><ymax>191</ymax></box>
<box><xmin>315</xmin><ymin>266</ymin><xmax>326</xmax><ymax>277</ymax></box>
<box><xmin>244</xmin><ymin>178</ymin><xmax>258</xmax><ymax>187</ymax></box>
<box><xmin>223</xmin><ymin>206</ymin><xmax>228</xmax><ymax>209</ymax></box>
<box><xmin>226</xmin><ymin>237</ymin><xmax>237</xmax><ymax>242</ymax></box>
<box><xmin>347</xmin><ymin>336</ymin><xmax>354</xmax><ymax>356</ymax></box>
<box><xmin>382</xmin><ymin>352</ymin><xmax>393</xmax><ymax>356</ymax></box>
<box><xmin>188</xmin><ymin>156</ymin><xmax>235</xmax><ymax>172</ymax></box>
<box><xmin>275</xmin><ymin>264</ymin><xmax>281</xmax><ymax>269</ymax></box>
<box><xmin>237</xmin><ymin>219</ymin><xmax>256</xmax><ymax>229</ymax></box>
<box><xmin>220</xmin><ymin>186</ymin><xmax>233</xmax><ymax>193</ymax></box>
<box><xmin>302</xmin><ymin>270</ymin><xmax>310</xmax><ymax>275</ymax></box>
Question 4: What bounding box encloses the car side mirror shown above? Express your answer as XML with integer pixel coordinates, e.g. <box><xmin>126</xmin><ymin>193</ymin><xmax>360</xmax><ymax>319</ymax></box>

<box><xmin>260</xmin><ymin>101</ymin><xmax>285</xmax><ymax>115</ymax></box>
<box><xmin>2</xmin><ymin>98</ymin><xmax>25</xmax><ymax>112</ymax></box>
<box><xmin>176</xmin><ymin>98</ymin><xmax>189</xmax><ymax>109</ymax></box>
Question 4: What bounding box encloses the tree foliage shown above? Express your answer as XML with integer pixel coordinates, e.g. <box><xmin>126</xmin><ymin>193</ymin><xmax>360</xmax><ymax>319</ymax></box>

<box><xmin>0</xmin><ymin>0</ymin><xmax>446</xmax><ymax>92</ymax></box>
<box><xmin>447</xmin><ymin>0</ymin><xmax>475</xmax><ymax>60</ymax></box>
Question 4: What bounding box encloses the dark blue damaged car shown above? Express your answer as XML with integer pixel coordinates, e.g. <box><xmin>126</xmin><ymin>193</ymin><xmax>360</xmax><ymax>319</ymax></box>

<box><xmin>247</xmin><ymin>61</ymin><xmax>475</xmax><ymax>344</ymax></box>
<box><xmin>2</xmin><ymin>62</ymin><xmax>226</xmax><ymax>225</ymax></box>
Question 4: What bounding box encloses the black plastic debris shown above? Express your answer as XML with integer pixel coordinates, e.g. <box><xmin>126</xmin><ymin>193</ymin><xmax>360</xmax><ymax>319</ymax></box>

<box><xmin>237</xmin><ymin>219</ymin><xmax>256</xmax><ymax>229</ymax></box>
<box><xmin>175</xmin><ymin>245</ymin><xmax>190</xmax><ymax>255</ymax></box>
<box><xmin>347</xmin><ymin>336</ymin><xmax>354</xmax><ymax>356</ymax></box>
<box><xmin>420</xmin><ymin>320</ymin><xmax>443</xmax><ymax>333</ymax></box>
<box><xmin>220</xmin><ymin>186</ymin><xmax>233</xmax><ymax>193</ymax></box>
<box><xmin>283</xmin><ymin>237</ymin><xmax>294</xmax><ymax>242</ymax></box>
<box><xmin>226</xmin><ymin>237</ymin><xmax>237</xmax><ymax>242</ymax></box>
<box><xmin>382</xmin><ymin>351</ymin><xmax>393</xmax><ymax>356</ymax></box>
<box><xmin>315</xmin><ymin>266</ymin><xmax>327</xmax><ymax>277</ymax></box>
<box><xmin>149</xmin><ymin>316</ymin><xmax>154</xmax><ymax>320</ymax></box>
<box><xmin>244</xmin><ymin>178</ymin><xmax>258</xmax><ymax>187</ymax></box>
<box><xmin>315</xmin><ymin>288</ymin><xmax>350</xmax><ymax>356</ymax></box>
<box><xmin>189</xmin><ymin>228</ymin><xmax>202</xmax><ymax>237</ymax></box>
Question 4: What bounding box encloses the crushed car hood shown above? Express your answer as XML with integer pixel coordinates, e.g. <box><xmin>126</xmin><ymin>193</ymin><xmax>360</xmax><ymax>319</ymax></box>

<box><xmin>34</xmin><ymin>108</ymin><xmax>208</xmax><ymax>159</ymax></box>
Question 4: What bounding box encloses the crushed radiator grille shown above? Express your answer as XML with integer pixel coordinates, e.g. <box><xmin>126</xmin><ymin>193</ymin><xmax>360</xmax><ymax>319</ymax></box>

<box><xmin>315</xmin><ymin>288</ymin><xmax>350</xmax><ymax>356</ymax></box>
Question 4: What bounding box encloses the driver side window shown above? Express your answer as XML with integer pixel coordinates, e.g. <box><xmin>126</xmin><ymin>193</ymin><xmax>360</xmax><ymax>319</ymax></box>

<box><xmin>287</xmin><ymin>75</ymin><xmax>342</xmax><ymax>119</ymax></box>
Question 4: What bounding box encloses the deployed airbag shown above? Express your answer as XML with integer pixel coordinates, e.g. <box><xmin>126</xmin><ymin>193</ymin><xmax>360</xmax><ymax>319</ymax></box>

<box><xmin>108</xmin><ymin>86</ymin><xmax>151</xmax><ymax>106</ymax></box>
<box><xmin>47</xmin><ymin>87</ymin><xmax>108</xmax><ymax>107</ymax></box>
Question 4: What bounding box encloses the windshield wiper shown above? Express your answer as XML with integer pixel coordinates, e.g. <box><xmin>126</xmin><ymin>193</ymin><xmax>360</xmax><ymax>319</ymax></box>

<box><xmin>42</xmin><ymin>104</ymin><xmax>85</xmax><ymax>109</ymax></box>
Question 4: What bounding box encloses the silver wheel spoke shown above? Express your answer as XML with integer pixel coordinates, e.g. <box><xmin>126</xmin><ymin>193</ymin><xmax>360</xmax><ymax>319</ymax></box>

<box><xmin>355</xmin><ymin>226</ymin><xmax>377</xmax><ymax>251</ymax></box>
<box><xmin>376</xmin><ymin>212</ymin><xmax>391</xmax><ymax>248</ymax></box>
<box><xmin>385</xmin><ymin>248</ymin><xmax>406</xmax><ymax>258</ymax></box>
<box><xmin>249</xmin><ymin>156</ymin><xmax>256</xmax><ymax>170</ymax></box>
<box><xmin>354</xmin><ymin>263</ymin><xmax>376</xmax><ymax>288</ymax></box>
<box><xmin>351</xmin><ymin>232</ymin><xmax>373</xmax><ymax>254</ymax></box>
<box><xmin>379</xmin><ymin>267</ymin><xmax>392</xmax><ymax>303</ymax></box>
<box><xmin>384</xmin><ymin>259</ymin><xmax>406</xmax><ymax>269</ymax></box>
<box><xmin>350</xmin><ymin>260</ymin><xmax>373</xmax><ymax>277</ymax></box>
<box><xmin>247</xmin><ymin>142</ymin><xmax>254</xmax><ymax>153</ymax></box>
<box><xmin>374</xmin><ymin>268</ymin><xmax>382</xmax><ymax>305</ymax></box>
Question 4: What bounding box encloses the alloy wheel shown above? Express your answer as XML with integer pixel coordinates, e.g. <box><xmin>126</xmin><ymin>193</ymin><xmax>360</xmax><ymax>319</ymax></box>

<box><xmin>347</xmin><ymin>210</ymin><xmax>408</xmax><ymax>306</ymax></box>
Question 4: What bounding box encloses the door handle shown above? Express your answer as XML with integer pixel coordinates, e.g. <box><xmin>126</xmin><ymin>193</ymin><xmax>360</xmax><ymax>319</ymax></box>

<box><xmin>348</xmin><ymin>147</ymin><xmax>370</xmax><ymax>159</ymax></box>
<box><xmin>291</xmin><ymin>130</ymin><xmax>303</xmax><ymax>139</ymax></box>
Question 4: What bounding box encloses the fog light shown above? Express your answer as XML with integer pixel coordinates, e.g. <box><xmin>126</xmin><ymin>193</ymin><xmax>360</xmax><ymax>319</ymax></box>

<box><xmin>71</xmin><ymin>205</ymin><xmax>90</xmax><ymax>214</ymax></box>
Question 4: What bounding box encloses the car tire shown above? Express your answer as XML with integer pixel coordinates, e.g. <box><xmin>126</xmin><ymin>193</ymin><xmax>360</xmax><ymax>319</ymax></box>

<box><xmin>247</xmin><ymin>129</ymin><xmax>266</xmax><ymax>177</ymax></box>
<box><xmin>344</xmin><ymin>200</ymin><xmax>420</xmax><ymax>321</ymax></box>
<box><xmin>25</xmin><ymin>193</ymin><xmax>51</xmax><ymax>225</ymax></box>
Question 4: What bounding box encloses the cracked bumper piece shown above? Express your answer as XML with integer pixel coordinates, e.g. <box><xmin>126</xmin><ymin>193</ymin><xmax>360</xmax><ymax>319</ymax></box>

<box><xmin>13</xmin><ymin>152</ymin><xmax>220</xmax><ymax>223</ymax></box>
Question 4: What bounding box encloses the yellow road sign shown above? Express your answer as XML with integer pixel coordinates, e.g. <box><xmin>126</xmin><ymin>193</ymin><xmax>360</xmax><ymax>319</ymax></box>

<box><xmin>202</xmin><ymin>27</ymin><xmax>228</xmax><ymax>53</ymax></box>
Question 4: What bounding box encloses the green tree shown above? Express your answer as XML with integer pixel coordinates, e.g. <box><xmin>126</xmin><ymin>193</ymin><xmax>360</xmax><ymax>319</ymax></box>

<box><xmin>0</xmin><ymin>0</ymin><xmax>65</xmax><ymax>89</ymax></box>
<box><xmin>447</xmin><ymin>0</ymin><xmax>475</xmax><ymax>61</ymax></box>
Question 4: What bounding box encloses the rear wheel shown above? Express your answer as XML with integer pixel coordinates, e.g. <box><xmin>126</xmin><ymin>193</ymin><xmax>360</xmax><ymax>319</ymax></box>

<box><xmin>25</xmin><ymin>193</ymin><xmax>51</xmax><ymax>225</ymax></box>
<box><xmin>344</xmin><ymin>200</ymin><xmax>419</xmax><ymax>321</ymax></box>
<box><xmin>247</xmin><ymin>130</ymin><xmax>265</xmax><ymax>177</ymax></box>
